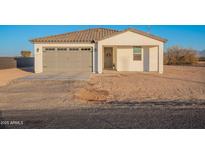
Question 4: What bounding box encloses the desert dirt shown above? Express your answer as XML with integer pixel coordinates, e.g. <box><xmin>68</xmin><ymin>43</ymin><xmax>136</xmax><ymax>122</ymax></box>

<box><xmin>75</xmin><ymin>65</ymin><xmax>205</xmax><ymax>103</ymax></box>
<box><xmin>0</xmin><ymin>68</ymin><xmax>31</xmax><ymax>86</ymax></box>
<box><xmin>0</xmin><ymin>66</ymin><xmax>205</xmax><ymax>111</ymax></box>
<box><xmin>1</xmin><ymin>66</ymin><xmax>205</xmax><ymax>128</ymax></box>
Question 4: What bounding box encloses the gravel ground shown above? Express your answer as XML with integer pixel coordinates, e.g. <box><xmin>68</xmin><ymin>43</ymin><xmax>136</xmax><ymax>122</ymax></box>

<box><xmin>1</xmin><ymin>105</ymin><xmax>205</xmax><ymax>128</ymax></box>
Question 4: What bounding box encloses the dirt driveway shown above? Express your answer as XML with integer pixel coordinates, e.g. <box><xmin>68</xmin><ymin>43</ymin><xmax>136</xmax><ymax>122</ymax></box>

<box><xmin>19</xmin><ymin>71</ymin><xmax>91</xmax><ymax>81</ymax></box>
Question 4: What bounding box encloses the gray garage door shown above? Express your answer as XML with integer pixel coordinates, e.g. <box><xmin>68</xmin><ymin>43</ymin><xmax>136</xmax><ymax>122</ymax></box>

<box><xmin>43</xmin><ymin>47</ymin><xmax>92</xmax><ymax>72</ymax></box>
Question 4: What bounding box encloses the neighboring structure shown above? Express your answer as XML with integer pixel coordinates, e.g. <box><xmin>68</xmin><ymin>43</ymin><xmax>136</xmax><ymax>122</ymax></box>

<box><xmin>31</xmin><ymin>28</ymin><xmax>167</xmax><ymax>74</ymax></box>
<box><xmin>0</xmin><ymin>57</ymin><xmax>17</xmax><ymax>69</ymax></box>
<box><xmin>0</xmin><ymin>57</ymin><xmax>34</xmax><ymax>69</ymax></box>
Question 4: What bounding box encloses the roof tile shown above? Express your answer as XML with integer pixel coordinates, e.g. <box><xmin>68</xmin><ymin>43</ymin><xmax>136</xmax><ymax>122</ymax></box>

<box><xmin>31</xmin><ymin>28</ymin><xmax>167</xmax><ymax>43</ymax></box>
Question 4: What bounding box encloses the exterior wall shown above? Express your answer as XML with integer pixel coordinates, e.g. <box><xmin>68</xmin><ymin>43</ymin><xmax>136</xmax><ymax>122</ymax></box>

<box><xmin>158</xmin><ymin>44</ymin><xmax>164</xmax><ymax>73</ymax></box>
<box><xmin>97</xmin><ymin>44</ymin><xmax>103</xmax><ymax>73</ymax></box>
<box><xmin>34</xmin><ymin>31</ymin><xmax>165</xmax><ymax>74</ymax></box>
<box><xmin>97</xmin><ymin>31</ymin><xmax>164</xmax><ymax>73</ymax></box>
<box><xmin>149</xmin><ymin>46</ymin><xmax>158</xmax><ymax>71</ymax></box>
<box><xmin>143</xmin><ymin>47</ymin><xmax>149</xmax><ymax>72</ymax></box>
<box><xmin>34</xmin><ymin>43</ymin><xmax>95</xmax><ymax>73</ymax></box>
<box><xmin>94</xmin><ymin>43</ymin><xmax>98</xmax><ymax>72</ymax></box>
<box><xmin>116</xmin><ymin>47</ymin><xmax>144</xmax><ymax>71</ymax></box>
<box><xmin>34</xmin><ymin>44</ymin><xmax>42</xmax><ymax>73</ymax></box>
<box><xmin>113</xmin><ymin>47</ymin><xmax>117</xmax><ymax>69</ymax></box>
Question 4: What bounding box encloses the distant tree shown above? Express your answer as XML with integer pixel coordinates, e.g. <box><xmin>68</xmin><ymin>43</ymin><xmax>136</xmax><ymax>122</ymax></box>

<box><xmin>200</xmin><ymin>49</ymin><xmax>205</xmax><ymax>56</ymax></box>
<box><xmin>21</xmin><ymin>50</ymin><xmax>32</xmax><ymax>57</ymax></box>
<box><xmin>164</xmin><ymin>46</ymin><xmax>198</xmax><ymax>65</ymax></box>
<box><xmin>198</xmin><ymin>49</ymin><xmax>205</xmax><ymax>61</ymax></box>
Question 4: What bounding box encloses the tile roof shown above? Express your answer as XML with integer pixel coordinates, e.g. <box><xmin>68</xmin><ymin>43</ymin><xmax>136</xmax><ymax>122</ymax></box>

<box><xmin>31</xmin><ymin>28</ymin><xmax>167</xmax><ymax>43</ymax></box>
<box><xmin>31</xmin><ymin>28</ymin><xmax>119</xmax><ymax>43</ymax></box>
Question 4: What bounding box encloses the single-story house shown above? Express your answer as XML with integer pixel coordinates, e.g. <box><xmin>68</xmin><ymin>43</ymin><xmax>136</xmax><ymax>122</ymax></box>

<box><xmin>31</xmin><ymin>28</ymin><xmax>167</xmax><ymax>74</ymax></box>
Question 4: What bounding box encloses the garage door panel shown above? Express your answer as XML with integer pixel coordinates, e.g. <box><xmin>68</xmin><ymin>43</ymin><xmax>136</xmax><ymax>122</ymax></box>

<box><xmin>43</xmin><ymin>51</ymin><xmax>58</xmax><ymax>72</ymax></box>
<box><xmin>43</xmin><ymin>49</ymin><xmax>92</xmax><ymax>72</ymax></box>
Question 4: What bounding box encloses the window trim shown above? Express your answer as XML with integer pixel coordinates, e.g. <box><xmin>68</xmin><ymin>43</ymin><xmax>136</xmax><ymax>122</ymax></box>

<box><xmin>44</xmin><ymin>47</ymin><xmax>56</xmax><ymax>51</ymax></box>
<box><xmin>69</xmin><ymin>47</ymin><xmax>79</xmax><ymax>51</ymax></box>
<box><xmin>57</xmin><ymin>47</ymin><xmax>67</xmax><ymax>51</ymax></box>
<box><xmin>43</xmin><ymin>46</ymin><xmax>93</xmax><ymax>52</ymax></box>
<box><xmin>133</xmin><ymin>46</ymin><xmax>142</xmax><ymax>61</ymax></box>
<box><xmin>80</xmin><ymin>47</ymin><xmax>92</xmax><ymax>51</ymax></box>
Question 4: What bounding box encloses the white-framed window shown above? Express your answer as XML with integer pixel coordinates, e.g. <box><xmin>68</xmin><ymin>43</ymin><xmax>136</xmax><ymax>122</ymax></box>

<box><xmin>45</xmin><ymin>47</ymin><xmax>55</xmax><ymax>51</ymax></box>
<box><xmin>57</xmin><ymin>48</ymin><xmax>67</xmax><ymax>51</ymax></box>
<box><xmin>133</xmin><ymin>47</ymin><xmax>142</xmax><ymax>61</ymax></box>
<box><xmin>69</xmin><ymin>48</ymin><xmax>79</xmax><ymax>51</ymax></box>
<box><xmin>80</xmin><ymin>47</ymin><xmax>92</xmax><ymax>51</ymax></box>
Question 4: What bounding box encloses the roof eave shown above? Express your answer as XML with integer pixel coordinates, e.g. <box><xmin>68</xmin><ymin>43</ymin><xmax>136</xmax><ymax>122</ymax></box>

<box><xmin>30</xmin><ymin>40</ymin><xmax>95</xmax><ymax>44</ymax></box>
<box><xmin>97</xmin><ymin>28</ymin><xmax>167</xmax><ymax>43</ymax></box>
<box><xmin>126</xmin><ymin>28</ymin><xmax>167</xmax><ymax>43</ymax></box>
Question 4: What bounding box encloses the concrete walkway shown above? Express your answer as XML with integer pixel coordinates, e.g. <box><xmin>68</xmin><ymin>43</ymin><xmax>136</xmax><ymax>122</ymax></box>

<box><xmin>18</xmin><ymin>71</ymin><xmax>91</xmax><ymax>81</ymax></box>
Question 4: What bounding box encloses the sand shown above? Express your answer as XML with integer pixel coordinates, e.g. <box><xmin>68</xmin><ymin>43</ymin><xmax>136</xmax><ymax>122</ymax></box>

<box><xmin>75</xmin><ymin>65</ymin><xmax>205</xmax><ymax>102</ymax></box>
<box><xmin>0</xmin><ymin>68</ymin><xmax>32</xmax><ymax>86</ymax></box>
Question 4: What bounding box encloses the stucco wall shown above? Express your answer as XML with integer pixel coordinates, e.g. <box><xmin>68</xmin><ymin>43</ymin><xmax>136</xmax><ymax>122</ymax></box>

<box><xmin>158</xmin><ymin>44</ymin><xmax>164</xmax><ymax>73</ymax></box>
<box><xmin>97</xmin><ymin>31</ymin><xmax>164</xmax><ymax>73</ymax></box>
<box><xmin>34</xmin><ymin>31</ymin><xmax>164</xmax><ymax>73</ymax></box>
<box><xmin>116</xmin><ymin>47</ymin><xmax>144</xmax><ymax>71</ymax></box>
<box><xmin>34</xmin><ymin>43</ymin><xmax>95</xmax><ymax>73</ymax></box>
<box><xmin>143</xmin><ymin>47</ymin><xmax>149</xmax><ymax>71</ymax></box>
<box><xmin>149</xmin><ymin>46</ymin><xmax>158</xmax><ymax>71</ymax></box>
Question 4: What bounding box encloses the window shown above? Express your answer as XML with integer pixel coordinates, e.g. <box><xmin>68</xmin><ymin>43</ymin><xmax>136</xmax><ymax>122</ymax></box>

<box><xmin>45</xmin><ymin>48</ymin><xmax>55</xmax><ymax>51</ymax></box>
<box><xmin>81</xmin><ymin>47</ymin><xmax>92</xmax><ymax>51</ymax></box>
<box><xmin>57</xmin><ymin>48</ymin><xmax>67</xmax><ymax>51</ymax></box>
<box><xmin>133</xmin><ymin>47</ymin><xmax>142</xmax><ymax>60</ymax></box>
<box><xmin>69</xmin><ymin>48</ymin><xmax>79</xmax><ymax>51</ymax></box>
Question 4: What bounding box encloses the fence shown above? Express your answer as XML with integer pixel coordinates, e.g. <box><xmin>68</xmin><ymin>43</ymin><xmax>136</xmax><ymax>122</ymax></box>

<box><xmin>0</xmin><ymin>57</ymin><xmax>34</xmax><ymax>69</ymax></box>
<box><xmin>16</xmin><ymin>57</ymin><xmax>34</xmax><ymax>68</ymax></box>
<box><xmin>0</xmin><ymin>57</ymin><xmax>17</xmax><ymax>69</ymax></box>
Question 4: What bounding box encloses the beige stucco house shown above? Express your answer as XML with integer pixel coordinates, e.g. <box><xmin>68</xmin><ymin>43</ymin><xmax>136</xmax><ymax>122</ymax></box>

<box><xmin>31</xmin><ymin>28</ymin><xmax>167</xmax><ymax>74</ymax></box>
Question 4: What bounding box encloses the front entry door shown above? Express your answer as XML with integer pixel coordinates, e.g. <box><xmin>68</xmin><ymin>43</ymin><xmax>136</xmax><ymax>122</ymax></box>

<box><xmin>104</xmin><ymin>47</ymin><xmax>113</xmax><ymax>69</ymax></box>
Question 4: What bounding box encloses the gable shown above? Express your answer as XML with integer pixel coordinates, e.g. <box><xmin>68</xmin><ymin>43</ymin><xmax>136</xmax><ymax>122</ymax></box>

<box><xmin>98</xmin><ymin>31</ymin><xmax>164</xmax><ymax>46</ymax></box>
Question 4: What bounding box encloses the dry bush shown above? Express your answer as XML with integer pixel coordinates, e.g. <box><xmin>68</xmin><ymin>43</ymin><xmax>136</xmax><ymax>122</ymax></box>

<box><xmin>199</xmin><ymin>57</ymin><xmax>205</xmax><ymax>61</ymax></box>
<box><xmin>75</xmin><ymin>88</ymin><xmax>109</xmax><ymax>101</ymax></box>
<box><xmin>164</xmin><ymin>46</ymin><xmax>198</xmax><ymax>65</ymax></box>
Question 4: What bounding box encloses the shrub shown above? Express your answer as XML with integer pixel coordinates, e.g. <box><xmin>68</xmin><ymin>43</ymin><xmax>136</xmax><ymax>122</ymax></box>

<box><xmin>199</xmin><ymin>57</ymin><xmax>205</xmax><ymax>61</ymax></box>
<box><xmin>21</xmin><ymin>50</ymin><xmax>32</xmax><ymax>57</ymax></box>
<box><xmin>164</xmin><ymin>46</ymin><xmax>198</xmax><ymax>65</ymax></box>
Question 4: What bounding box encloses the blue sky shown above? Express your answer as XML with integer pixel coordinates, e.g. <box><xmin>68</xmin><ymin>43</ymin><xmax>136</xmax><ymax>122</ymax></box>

<box><xmin>0</xmin><ymin>25</ymin><xmax>205</xmax><ymax>56</ymax></box>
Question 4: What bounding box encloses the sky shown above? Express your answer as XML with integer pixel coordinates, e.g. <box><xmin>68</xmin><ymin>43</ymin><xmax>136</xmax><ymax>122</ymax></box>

<box><xmin>0</xmin><ymin>25</ymin><xmax>205</xmax><ymax>56</ymax></box>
